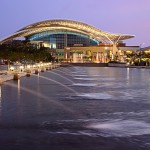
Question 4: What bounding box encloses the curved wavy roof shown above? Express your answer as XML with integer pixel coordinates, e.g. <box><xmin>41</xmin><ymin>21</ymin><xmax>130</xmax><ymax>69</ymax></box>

<box><xmin>0</xmin><ymin>19</ymin><xmax>134</xmax><ymax>44</ymax></box>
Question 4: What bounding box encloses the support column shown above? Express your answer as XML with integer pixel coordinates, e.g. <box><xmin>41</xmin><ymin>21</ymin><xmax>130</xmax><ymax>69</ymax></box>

<box><xmin>112</xmin><ymin>44</ymin><xmax>118</xmax><ymax>56</ymax></box>
<box><xmin>96</xmin><ymin>52</ymin><xmax>99</xmax><ymax>62</ymax></box>
<box><xmin>112</xmin><ymin>44</ymin><xmax>119</xmax><ymax>61</ymax></box>
<box><xmin>65</xmin><ymin>52</ymin><xmax>67</xmax><ymax>59</ymax></box>
<box><xmin>73</xmin><ymin>53</ymin><xmax>78</xmax><ymax>63</ymax></box>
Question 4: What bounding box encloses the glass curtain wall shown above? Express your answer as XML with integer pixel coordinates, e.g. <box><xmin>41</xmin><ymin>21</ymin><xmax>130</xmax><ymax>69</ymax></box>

<box><xmin>26</xmin><ymin>31</ymin><xmax>99</xmax><ymax>49</ymax></box>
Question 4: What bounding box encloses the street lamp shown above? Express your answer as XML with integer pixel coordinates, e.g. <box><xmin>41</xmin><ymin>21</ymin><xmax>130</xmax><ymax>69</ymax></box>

<box><xmin>20</xmin><ymin>66</ymin><xmax>24</xmax><ymax>72</ymax></box>
<box><xmin>10</xmin><ymin>66</ymin><xmax>14</xmax><ymax>71</ymax></box>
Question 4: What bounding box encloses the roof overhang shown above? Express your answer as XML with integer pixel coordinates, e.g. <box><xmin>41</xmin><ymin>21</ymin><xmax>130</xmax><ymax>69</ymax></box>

<box><xmin>0</xmin><ymin>19</ymin><xmax>135</xmax><ymax>44</ymax></box>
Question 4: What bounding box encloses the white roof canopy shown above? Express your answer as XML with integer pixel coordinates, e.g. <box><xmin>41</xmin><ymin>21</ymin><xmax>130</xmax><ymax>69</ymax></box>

<box><xmin>0</xmin><ymin>19</ymin><xmax>134</xmax><ymax>44</ymax></box>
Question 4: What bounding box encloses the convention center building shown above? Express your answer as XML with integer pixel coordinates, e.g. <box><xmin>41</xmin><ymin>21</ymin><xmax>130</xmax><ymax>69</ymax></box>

<box><xmin>0</xmin><ymin>19</ymin><xmax>139</xmax><ymax>63</ymax></box>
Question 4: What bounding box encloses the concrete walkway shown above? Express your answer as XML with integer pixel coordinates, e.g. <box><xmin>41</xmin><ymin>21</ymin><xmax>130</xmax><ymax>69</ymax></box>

<box><xmin>0</xmin><ymin>63</ymin><xmax>61</xmax><ymax>84</ymax></box>
<box><xmin>0</xmin><ymin>70</ymin><xmax>27</xmax><ymax>84</ymax></box>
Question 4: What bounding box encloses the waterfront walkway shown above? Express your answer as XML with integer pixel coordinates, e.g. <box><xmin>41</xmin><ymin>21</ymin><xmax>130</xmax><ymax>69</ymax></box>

<box><xmin>0</xmin><ymin>63</ymin><xmax>61</xmax><ymax>84</ymax></box>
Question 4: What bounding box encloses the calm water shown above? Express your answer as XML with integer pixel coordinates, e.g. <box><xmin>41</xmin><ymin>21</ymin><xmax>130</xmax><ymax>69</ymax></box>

<box><xmin>0</xmin><ymin>67</ymin><xmax>150</xmax><ymax>150</ymax></box>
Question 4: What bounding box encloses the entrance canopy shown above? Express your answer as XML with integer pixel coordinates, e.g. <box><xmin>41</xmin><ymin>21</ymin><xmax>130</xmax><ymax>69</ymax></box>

<box><xmin>0</xmin><ymin>19</ymin><xmax>134</xmax><ymax>44</ymax></box>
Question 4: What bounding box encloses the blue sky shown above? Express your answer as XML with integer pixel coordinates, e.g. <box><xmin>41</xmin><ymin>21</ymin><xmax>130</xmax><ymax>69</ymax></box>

<box><xmin>0</xmin><ymin>0</ymin><xmax>149</xmax><ymax>47</ymax></box>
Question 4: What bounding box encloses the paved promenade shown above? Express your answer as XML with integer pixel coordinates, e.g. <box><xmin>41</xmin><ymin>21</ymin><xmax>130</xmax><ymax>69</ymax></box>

<box><xmin>0</xmin><ymin>63</ymin><xmax>61</xmax><ymax>84</ymax></box>
<box><xmin>0</xmin><ymin>70</ymin><xmax>28</xmax><ymax>84</ymax></box>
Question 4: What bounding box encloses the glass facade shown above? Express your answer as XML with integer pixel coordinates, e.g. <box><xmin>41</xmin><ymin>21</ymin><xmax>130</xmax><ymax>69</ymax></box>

<box><xmin>26</xmin><ymin>31</ymin><xmax>99</xmax><ymax>49</ymax></box>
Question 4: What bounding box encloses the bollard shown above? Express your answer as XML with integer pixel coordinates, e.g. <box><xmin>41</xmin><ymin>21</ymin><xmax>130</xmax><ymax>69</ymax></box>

<box><xmin>13</xmin><ymin>73</ymin><xmax>20</xmax><ymax>80</ymax></box>
<box><xmin>41</xmin><ymin>67</ymin><xmax>44</xmax><ymax>72</ymax></box>
<box><xmin>26</xmin><ymin>69</ymin><xmax>31</xmax><ymax>77</ymax></box>
<box><xmin>35</xmin><ymin>69</ymin><xmax>39</xmax><ymax>74</ymax></box>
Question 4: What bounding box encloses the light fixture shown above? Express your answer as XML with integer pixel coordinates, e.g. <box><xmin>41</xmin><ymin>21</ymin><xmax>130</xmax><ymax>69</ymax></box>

<box><xmin>10</xmin><ymin>66</ymin><xmax>14</xmax><ymax>71</ymax></box>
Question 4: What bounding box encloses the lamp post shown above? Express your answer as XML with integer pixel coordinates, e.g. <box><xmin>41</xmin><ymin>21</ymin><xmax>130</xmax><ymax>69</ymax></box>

<box><xmin>20</xmin><ymin>66</ymin><xmax>24</xmax><ymax>72</ymax></box>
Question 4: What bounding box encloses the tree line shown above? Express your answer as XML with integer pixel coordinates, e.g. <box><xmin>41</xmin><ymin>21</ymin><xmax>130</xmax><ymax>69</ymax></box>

<box><xmin>0</xmin><ymin>40</ymin><xmax>54</xmax><ymax>63</ymax></box>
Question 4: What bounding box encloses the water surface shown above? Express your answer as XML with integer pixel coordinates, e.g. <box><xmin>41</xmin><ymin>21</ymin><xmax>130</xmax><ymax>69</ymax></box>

<box><xmin>0</xmin><ymin>67</ymin><xmax>150</xmax><ymax>150</ymax></box>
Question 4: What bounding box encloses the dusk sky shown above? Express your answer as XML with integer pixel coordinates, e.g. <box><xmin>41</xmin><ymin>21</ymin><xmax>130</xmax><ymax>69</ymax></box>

<box><xmin>0</xmin><ymin>0</ymin><xmax>149</xmax><ymax>47</ymax></box>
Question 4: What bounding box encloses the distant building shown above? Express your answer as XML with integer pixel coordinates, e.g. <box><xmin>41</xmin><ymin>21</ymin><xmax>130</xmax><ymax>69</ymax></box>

<box><xmin>0</xmin><ymin>19</ymin><xmax>139</xmax><ymax>63</ymax></box>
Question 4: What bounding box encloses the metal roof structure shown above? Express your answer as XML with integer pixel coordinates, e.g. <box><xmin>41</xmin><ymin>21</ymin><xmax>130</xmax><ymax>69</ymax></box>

<box><xmin>142</xmin><ymin>46</ymin><xmax>150</xmax><ymax>51</ymax></box>
<box><xmin>0</xmin><ymin>19</ymin><xmax>135</xmax><ymax>44</ymax></box>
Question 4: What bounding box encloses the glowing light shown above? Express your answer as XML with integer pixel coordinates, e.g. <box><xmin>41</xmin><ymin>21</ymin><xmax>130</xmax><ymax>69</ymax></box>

<box><xmin>20</xmin><ymin>66</ymin><xmax>24</xmax><ymax>69</ymax></box>
<box><xmin>18</xmin><ymin>79</ymin><xmax>20</xmax><ymax>96</ymax></box>
<box><xmin>10</xmin><ymin>66</ymin><xmax>14</xmax><ymax>71</ymax></box>
<box><xmin>27</xmin><ymin>65</ymin><xmax>30</xmax><ymax>69</ymax></box>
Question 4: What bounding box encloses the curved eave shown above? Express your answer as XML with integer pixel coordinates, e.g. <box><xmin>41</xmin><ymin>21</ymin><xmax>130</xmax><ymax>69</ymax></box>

<box><xmin>0</xmin><ymin>27</ymin><xmax>103</xmax><ymax>44</ymax></box>
<box><xmin>18</xmin><ymin>19</ymin><xmax>134</xmax><ymax>41</ymax></box>
<box><xmin>110</xmin><ymin>34</ymin><xmax>135</xmax><ymax>41</ymax></box>
<box><xmin>0</xmin><ymin>19</ymin><xmax>135</xmax><ymax>44</ymax></box>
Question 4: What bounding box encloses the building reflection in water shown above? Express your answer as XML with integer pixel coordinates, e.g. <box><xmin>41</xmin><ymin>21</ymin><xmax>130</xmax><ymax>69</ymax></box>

<box><xmin>0</xmin><ymin>85</ymin><xmax>1</xmax><ymax>115</ymax></box>
<box><xmin>0</xmin><ymin>85</ymin><xmax>1</xmax><ymax>99</ymax></box>
<box><xmin>18</xmin><ymin>79</ymin><xmax>20</xmax><ymax>96</ymax></box>
<box><xmin>127</xmin><ymin>67</ymin><xmax>130</xmax><ymax>83</ymax></box>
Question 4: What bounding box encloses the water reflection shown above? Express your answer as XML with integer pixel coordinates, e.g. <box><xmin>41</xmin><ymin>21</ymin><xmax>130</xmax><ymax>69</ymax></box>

<box><xmin>47</xmin><ymin>70</ymin><xmax>74</xmax><ymax>84</ymax></box>
<box><xmin>32</xmin><ymin>74</ymin><xmax>78</xmax><ymax>94</ymax></box>
<box><xmin>0</xmin><ymin>85</ymin><xmax>1</xmax><ymax>99</ymax></box>
<box><xmin>127</xmin><ymin>67</ymin><xmax>130</xmax><ymax>82</ymax></box>
<box><xmin>4</xmin><ymin>82</ymin><xmax>76</xmax><ymax>114</ymax></box>
<box><xmin>18</xmin><ymin>79</ymin><xmax>20</xmax><ymax>96</ymax></box>
<box><xmin>0</xmin><ymin>85</ymin><xmax>1</xmax><ymax>115</ymax></box>
<box><xmin>54</xmin><ymin>69</ymin><xmax>73</xmax><ymax>77</ymax></box>
<box><xmin>0</xmin><ymin>67</ymin><xmax>150</xmax><ymax>149</ymax></box>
